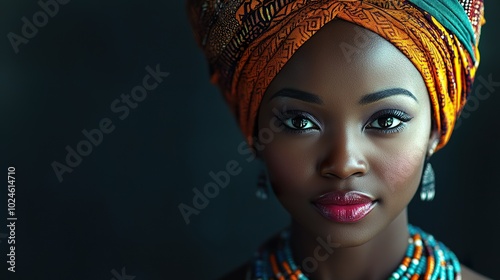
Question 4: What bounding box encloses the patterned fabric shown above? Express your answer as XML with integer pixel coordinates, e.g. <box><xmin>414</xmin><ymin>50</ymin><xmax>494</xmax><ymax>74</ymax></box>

<box><xmin>408</xmin><ymin>0</ymin><xmax>483</xmax><ymax>62</ymax></box>
<box><xmin>187</xmin><ymin>0</ymin><xmax>485</xmax><ymax>151</ymax></box>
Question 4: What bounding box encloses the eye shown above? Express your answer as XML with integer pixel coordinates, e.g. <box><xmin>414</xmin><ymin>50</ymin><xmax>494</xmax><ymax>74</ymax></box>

<box><xmin>366</xmin><ymin>109</ymin><xmax>413</xmax><ymax>133</ymax></box>
<box><xmin>369</xmin><ymin>116</ymin><xmax>402</xmax><ymax>129</ymax></box>
<box><xmin>275</xmin><ymin>110</ymin><xmax>320</xmax><ymax>133</ymax></box>
<box><xmin>284</xmin><ymin>116</ymin><xmax>316</xmax><ymax>130</ymax></box>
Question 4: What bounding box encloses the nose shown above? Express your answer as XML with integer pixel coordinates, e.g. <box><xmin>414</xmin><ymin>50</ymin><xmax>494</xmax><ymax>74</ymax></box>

<box><xmin>319</xmin><ymin>129</ymin><xmax>368</xmax><ymax>180</ymax></box>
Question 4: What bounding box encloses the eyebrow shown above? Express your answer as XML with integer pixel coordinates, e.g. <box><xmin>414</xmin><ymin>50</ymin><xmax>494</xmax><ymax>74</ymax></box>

<box><xmin>270</xmin><ymin>88</ymin><xmax>324</xmax><ymax>105</ymax></box>
<box><xmin>359</xmin><ymin>88</ymin><xmax>418</xmax><ymax>104</ymax></box>
<box><xmin>270</xmin><ymin>87</ymin><xmax>417</xmax><ymax>105</ymax></box>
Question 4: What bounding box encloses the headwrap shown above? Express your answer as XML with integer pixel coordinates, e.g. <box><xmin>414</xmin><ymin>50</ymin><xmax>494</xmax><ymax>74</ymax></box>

<box><xmin>187</xmin><ymin>0</ymin><xmax>485</xmax><ymax>151</ymax></box>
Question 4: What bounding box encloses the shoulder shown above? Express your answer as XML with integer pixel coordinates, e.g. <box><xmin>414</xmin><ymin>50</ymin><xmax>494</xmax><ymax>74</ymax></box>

<box><xmin>217</xmin><ymin>261</ymin><xmax>252</xmax><ymax>280</ymax></box>
<box><xmin>461</xmin><ymin>264</ymin><xmax>492</xmax><ymax>280</ymax></box>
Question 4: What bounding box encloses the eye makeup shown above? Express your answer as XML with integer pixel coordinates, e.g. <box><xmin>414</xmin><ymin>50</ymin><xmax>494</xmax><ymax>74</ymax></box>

<box><xmin>365</xmin><ymin>109</ymin><xmax>414</xmax><ymax>134</ymax></box>
<box><xmin>274</xmin><ymin>109</ymin><xmax>321</xmax><ymax>134</ymax></box>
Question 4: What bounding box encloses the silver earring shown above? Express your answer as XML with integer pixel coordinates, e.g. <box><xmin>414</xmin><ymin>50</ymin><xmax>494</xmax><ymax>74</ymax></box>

<box><xmin>256</xmin><ymin>168</ymin><xmax>270</xmax><ymax>200</ymax></box>
<box><xmin>420</xmin><ymin>161</ymin><xmax>435</xmax><ymax>201</ymax></box>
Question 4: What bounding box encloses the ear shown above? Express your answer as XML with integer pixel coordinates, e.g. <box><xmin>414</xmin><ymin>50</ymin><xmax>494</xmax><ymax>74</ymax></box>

<box><xmin>427</xmin><ymin>129</ymin><xmax>440</xmax><ymax>158</ymax></box>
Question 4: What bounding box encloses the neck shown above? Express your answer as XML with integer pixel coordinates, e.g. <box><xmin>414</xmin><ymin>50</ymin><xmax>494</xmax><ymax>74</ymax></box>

<box><xmin>289</xmin><ymin>209</ymin><xmax>410</xmax><ymax>280</ymax></box>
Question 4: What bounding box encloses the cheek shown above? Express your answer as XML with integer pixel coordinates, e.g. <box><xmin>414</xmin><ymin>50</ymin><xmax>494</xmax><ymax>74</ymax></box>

<box><xmin>262</xmin><ymin>143</ymin><xmax>312</xmax><ymax>197</ymax></box>
<box><xmin>380</xmin><ymin>148</ymin><xmax>426</xmax><ymax>194</ymax></box>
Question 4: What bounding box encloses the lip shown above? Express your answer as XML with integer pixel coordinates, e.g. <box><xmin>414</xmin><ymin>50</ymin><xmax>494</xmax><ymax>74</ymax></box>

<box><xmin>312</xmin><ymin>191</ymin><xmax>377</xmax><ymax>223</ymax></box>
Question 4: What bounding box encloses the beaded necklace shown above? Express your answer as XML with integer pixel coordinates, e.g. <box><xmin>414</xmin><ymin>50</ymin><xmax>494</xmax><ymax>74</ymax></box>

<box><xmin>250</xmin><ymin>224</ymin><xmax>461</xmax><ymax>280</ymax></box>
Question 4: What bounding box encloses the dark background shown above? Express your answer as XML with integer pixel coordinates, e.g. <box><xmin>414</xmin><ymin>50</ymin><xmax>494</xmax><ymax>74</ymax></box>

<box><xmin>0</xmin><ymin>1</ymin><xmax>498</xmax><ymax>279</ymax></box>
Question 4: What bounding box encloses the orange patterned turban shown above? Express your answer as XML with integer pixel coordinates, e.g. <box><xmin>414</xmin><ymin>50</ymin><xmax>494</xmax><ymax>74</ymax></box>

<box><xmin>187</xmin><ymin>0</ymin><xmax>485</xmax><ymax>151</ymax></box>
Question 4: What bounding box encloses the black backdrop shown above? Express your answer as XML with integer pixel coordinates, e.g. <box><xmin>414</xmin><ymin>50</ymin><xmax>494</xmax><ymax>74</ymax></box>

<box><xmin>1</xmin><ymin>1</ymin><xmax>499</xmax><ymax>279</ymax></box>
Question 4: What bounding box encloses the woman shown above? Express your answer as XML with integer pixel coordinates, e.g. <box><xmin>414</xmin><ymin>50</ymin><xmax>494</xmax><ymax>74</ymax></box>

<box><xmin>187</xmin><ymin>0</ymin><xmax>490</xmax><ymax>279</ymax></box>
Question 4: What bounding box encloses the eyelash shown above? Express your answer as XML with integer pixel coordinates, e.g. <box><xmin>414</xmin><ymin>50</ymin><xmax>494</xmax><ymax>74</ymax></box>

<box><xmin>275</xmin><ymin>110</ymin><xmax>320</xmax><ymax>134</ymax></box>
<box><xmin>274</xmin><ymin>109</ymin><xmax>413</xmax><ymax>134</ymax></box>
<box><xmin>365</xmin><ymin>109</ymin><xmax>413</xmax><ymax>134</ymax></box>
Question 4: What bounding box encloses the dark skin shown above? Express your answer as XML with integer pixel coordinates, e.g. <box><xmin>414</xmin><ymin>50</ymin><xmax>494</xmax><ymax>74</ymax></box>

<box><xmin>219</xmin><ymin>20</ymin><xmax>490</xmax><ymax>280</ymax></box>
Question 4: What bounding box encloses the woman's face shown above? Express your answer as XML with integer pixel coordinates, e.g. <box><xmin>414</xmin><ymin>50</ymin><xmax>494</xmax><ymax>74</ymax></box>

<box><xmin>256</xmin><ymin>19</ymin><xmax>439</xmax><ymax>246</ymax></box>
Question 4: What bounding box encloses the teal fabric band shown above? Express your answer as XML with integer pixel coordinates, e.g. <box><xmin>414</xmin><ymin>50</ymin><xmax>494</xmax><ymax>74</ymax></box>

<box><xmin>407</xmin><ymin>0</ymin><xmax>477</xmax><ymax>62</ymax></box>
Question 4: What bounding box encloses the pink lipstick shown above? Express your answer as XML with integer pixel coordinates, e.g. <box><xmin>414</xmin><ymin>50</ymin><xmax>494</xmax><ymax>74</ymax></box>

<box><xmin>312</xmin><ymin>191</ymin><xmax>376</xmax><ymax>223</ymax></box>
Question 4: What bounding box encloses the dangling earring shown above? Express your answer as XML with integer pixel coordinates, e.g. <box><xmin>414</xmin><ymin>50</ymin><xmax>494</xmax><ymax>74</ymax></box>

<box><xmin>256</xmin><ymin>167</ymin><xmax>270</xmax><ymax>200</ymax></box>
<box><xmin>420</xmin><ymin>159</ymin><xmax>436</xmax><ymax>201</ymax></box>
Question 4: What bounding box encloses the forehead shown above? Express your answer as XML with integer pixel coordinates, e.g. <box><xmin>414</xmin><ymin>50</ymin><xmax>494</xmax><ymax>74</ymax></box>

<box><xmin>262</xmin><ymin>19</ymin><xmax>429</xmax><ymax>105</ymax></box>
